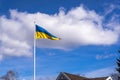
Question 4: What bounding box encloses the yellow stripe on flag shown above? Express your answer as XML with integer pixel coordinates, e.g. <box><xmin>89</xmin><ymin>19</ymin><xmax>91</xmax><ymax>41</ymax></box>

<box><xmin>36</xmin><ymin>32</ymin><xmax>60</xmax><ymax>40</ymax></box>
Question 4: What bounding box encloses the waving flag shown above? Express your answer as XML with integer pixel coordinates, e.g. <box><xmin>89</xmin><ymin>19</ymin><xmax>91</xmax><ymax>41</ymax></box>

<box><xmin>35</xmin><ymin>25</ymin><xmax>60</xmax><ymax>40</ymax></box>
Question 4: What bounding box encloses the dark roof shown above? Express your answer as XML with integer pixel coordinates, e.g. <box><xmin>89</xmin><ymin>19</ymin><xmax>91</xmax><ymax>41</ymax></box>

<box><xmin>63</xmin><ymin>72</ymin><xmax>107</xmax><ymax>80</ymax></box>
<box><xmin>90</xmin><ymin>77</ymin><xmax>108</xmax><ymax>80</ymax></box>
<box><xmin>63</xmin><ymin>72</ymin><xmax>89</xmax><ymax>80</ymax></box>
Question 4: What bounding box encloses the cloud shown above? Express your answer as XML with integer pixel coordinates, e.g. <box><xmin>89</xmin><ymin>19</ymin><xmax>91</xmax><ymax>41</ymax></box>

<box><xmin>0</xmin><ymin>54</ymin><xmax>3</xmax><ymax>61</ymax></box>
<box><xmin>0</xmin><ymin>15</ymin><xmax>32</xmax><ymax>58</ymax></box>
<box><xmin>19</xmin><ymin>76</ymin><xmax>33</xmax><ymax>80</ymax></box>
<box><xmin>95</xmin><ymin>53</ymin><xmax>117</xmax><ymax>60</ymax></box>
<box><xmin>0</xmin><ymin>5</ymin><xmax>120</xmax><ymax>60</ymax></box>
<box><xmin>47</xmin><ymin>52</ymin><xmax>56</xmax><ymax>56</ymax></box>
<box><xmin>20</xmin><ymin>75</ymin><xmax>56</xmax><ymax>80</ymax></box>
<box><xmin>104</xmin><ymin>3</ymin><xmax>120</xmax><ymax>34</ymax></box>
<box><xmin>85</xmin><ymin>66</ymin><xmax>116</xmax><ymax>78</ymax></box>
<box><xmin>104</xmin><ymin>2</ymin><xmax>120</xmax><ymax>15</ymax></box>
<box><xmin>38</xmin><ymin>76</ymin><xmax>56</xmax><ymax>80</ymax></box>
<box><xmin>104</xmin><ymin>4</ymin><xmax>116</xmax><ymax>15</ymax></box>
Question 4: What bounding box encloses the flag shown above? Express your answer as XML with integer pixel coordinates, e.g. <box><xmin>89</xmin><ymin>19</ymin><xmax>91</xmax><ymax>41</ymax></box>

<box><xmin>35</xmin><ymin>25</ymin><xmax>60</xmax><ymax>40</ymax></box>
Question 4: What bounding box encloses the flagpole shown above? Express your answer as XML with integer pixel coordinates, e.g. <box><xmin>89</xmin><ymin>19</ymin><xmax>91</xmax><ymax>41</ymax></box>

<box><xmin>34</xmin><ymin>22</ymin><xmax>36</xmax><ymax>80</ymax></box>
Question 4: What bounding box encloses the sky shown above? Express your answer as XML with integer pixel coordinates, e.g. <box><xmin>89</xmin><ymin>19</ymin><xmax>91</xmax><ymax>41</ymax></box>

<box><xmin>0</xmin><ymin>0</ymin><xmax>120</xmax><ymax>80</ymax></box>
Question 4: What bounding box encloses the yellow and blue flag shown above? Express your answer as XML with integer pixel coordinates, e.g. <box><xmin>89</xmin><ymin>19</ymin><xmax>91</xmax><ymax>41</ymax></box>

<box><xmin>35</xmin><ymin>25</ymin><xmax>60</xmax><ymax>40</ymax></box>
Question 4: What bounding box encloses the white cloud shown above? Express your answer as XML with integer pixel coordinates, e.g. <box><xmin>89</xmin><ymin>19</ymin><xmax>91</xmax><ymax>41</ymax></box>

<box><xmin>104</xmin><ymin>4</ymin><xmax>116</xmax><ymax>15</ymax></box>
<box><xmin>19</xmin><ymin>76</ymin><xmax>33</xmax><ymax>80</ymax></box>
<box><xmin>38</xmin><ymin>76</ymin><xmax>56</xmax><ymax>80</ymax></box>
<box><xmin>96</xmin><ymin>53</ymin><xmax>117</xmax><ymax>60</ymax></box>
<box><xmin>0</xmin><ymin>15</ymin><xmax>32</xmax><ymax>58</ymax></box>
<box><xmin>85</xmin><ymin>67</ymin><xmax>116</xmax><ymax>78</ymax></box>
<box><xmin>47</xmin><ymin>52</ymin><xmax>56</xmax><ymax>56</ymax></box>
<box><xmin>20</xmin><ymin>75</ymin><xmax>56</xmax><ymax>80</ymax></box>
<box><xmin>104</xmin><ymin>3</ymin><xmax>120</xmax><ymax>15</ymax></box>
<box><xmin>0</xmin><ymin>54</ymin><xmax>3</xmax><ymax>61</ymax></box>
<box><xmin>106</xmin><ymin>14</ymin><xmax>120</xmax><ymax>34</ymax></box>
<box><xmin>0</xmin><ymin>5</ymin><xmax>120</xmax><ymax>60</ymax></box>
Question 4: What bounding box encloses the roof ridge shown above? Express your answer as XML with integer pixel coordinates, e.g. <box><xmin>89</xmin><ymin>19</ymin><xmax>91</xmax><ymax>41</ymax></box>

<box><xmin>62</xmin><ymin>72</ymin><xmax>71</xmax><ymax>80</ymax></box>
<box><xmin>61</xmin><ymin>72</ymin><xmax>108</xmax><ymax>80</ymax></box>
<box><xmin>62</xmin><ymin>72</ymin><xmax>88</xmax><ymax>80</ymax></box>
<box><xmin>63</xmin><ymin>72</ymin><xmax>86</xmax><ymax>77</ymax></box>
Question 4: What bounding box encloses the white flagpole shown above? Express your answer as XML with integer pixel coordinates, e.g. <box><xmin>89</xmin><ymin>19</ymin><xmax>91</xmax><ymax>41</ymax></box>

<box><xmin>34</xmin><ymin>22</ymin><xmax>36</xmax><ymax>80</ymax></box>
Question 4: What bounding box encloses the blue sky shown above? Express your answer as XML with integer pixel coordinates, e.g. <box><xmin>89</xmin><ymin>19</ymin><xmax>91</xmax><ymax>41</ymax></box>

<box><xmin>0</xmin><ymin>0</ymin><xmax>120</xmax><ymax>80</ymax></box>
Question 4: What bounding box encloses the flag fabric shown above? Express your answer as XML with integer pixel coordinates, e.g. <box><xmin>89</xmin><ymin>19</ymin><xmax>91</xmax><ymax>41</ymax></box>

<box><xmin>35</xmin><ymin>25</ymin><xmax>60</xmax><ymax>40</ymax></box>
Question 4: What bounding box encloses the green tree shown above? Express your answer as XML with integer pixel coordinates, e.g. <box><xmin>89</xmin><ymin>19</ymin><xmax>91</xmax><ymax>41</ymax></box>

<box><xmin>0</xmin><ymin>70</ymin><xmax>18</xmax><ymax>80</ymax></box>
<box><xmin>116</xmin><ymin>58</ymin><xmax>120</xmax><ymax>73</ymax></box>
<box><xmin>116</xmin><ymin>50</ymin><xmax>120</xmax><ymax>73</ymax></box>
<box><xmin>116</xmin><ymin>50</ymin><xmax>120</xmax><ymax>80</ymax></box>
